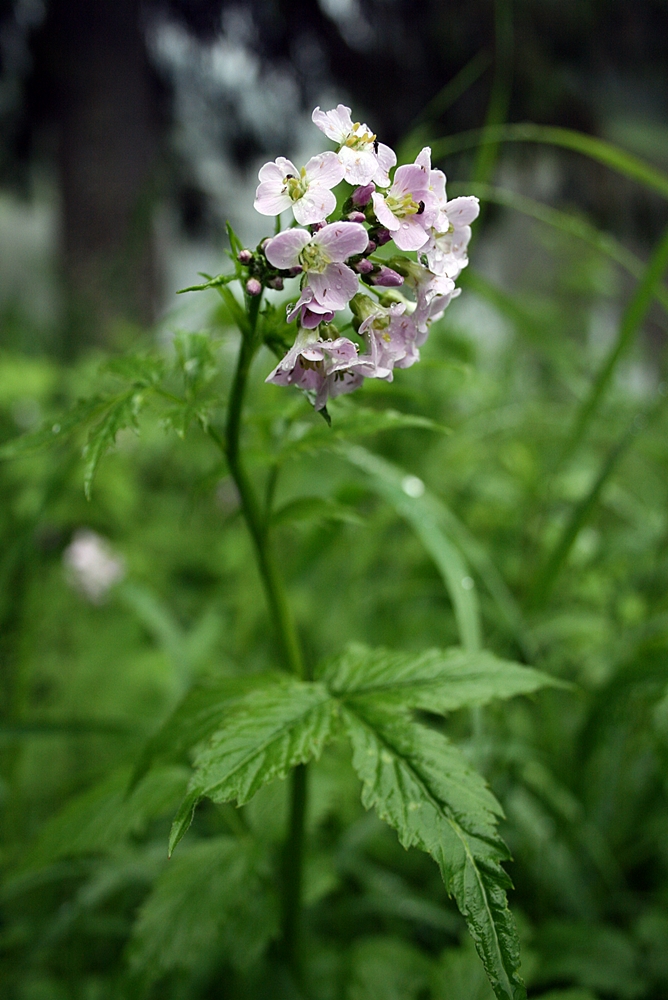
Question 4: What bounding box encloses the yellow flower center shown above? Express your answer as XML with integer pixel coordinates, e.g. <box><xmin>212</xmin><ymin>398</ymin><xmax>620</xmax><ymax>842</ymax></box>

<box><xmin>300</xmin><ymin>242</ymin><xmax>331</xmax><ymax>274</ymax></box>
<box><xmin>343</xmin><ymin>122</ymin><xmax>376</xmax><ymax>152</ymax></box>
<box><xmin>283</xmin><ymin>168</ymin><xmax>309</xmax><ymax>202</ymax></box>
<box><xmin>385</xmin><ymin>191</ymin><xmax>421</xmax><ymax>219</ymax></box>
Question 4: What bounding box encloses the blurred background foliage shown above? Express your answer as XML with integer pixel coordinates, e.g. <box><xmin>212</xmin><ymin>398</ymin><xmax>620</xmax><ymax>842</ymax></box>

<box><xmin>1</xmin><ymin>0</ymin><xmax>668</xmax><ymax>998</ymax></box>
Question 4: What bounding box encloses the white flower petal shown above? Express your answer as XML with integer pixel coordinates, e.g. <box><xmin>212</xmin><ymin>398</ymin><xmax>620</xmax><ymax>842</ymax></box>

<box><xmin>292</xmin><ymin>188</ymin><xmax>337</xmax><ymax>225</ymax></box>
<box><xmin>339</xmin><ymin>146</ymin><xmax>377</xmax><ymax>185</ymax></box>
<box><xmin>312</xmin><ymin>104</ymin><xmax>353</xmax><ymax>143</ymax></box>
<box><xmin>373</xmin><ymin>143</ymin><xmax>396</xmax><ymax>187</ymax></box>
<box><xmin>446</xmin><ymin>196</ymin><xmax>480</xmax><ymax>228</ymax></box>
<box><xmin>304</xmin><ymin>151</ymin><xmax>345</xmax><ymax>188</ymax></box>
<box><xmin>254</xmin><ymin>183</ymin><xmax>292</xmax><ymax>217</ymax></box>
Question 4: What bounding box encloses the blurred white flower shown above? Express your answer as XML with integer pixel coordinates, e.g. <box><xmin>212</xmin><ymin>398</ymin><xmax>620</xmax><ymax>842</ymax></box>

<box><xmin>63</xmin><ymin>529</ymin><xmax>125</xmax><ymax>604</ymax></box>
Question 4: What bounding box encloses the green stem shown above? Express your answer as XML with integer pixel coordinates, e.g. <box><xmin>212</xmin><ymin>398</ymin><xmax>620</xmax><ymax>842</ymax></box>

<box><xmin>280</xmin><ymin>764</ymin><xmax>308</xmax><ymax>975</ymax></box>
<box><xmin>222</xmin><ymin>291</ymin><xmax>307</xmax><ymax>978</ymax></box>
<box><xmin>224</xmin><ymin>296</ymin><xmax>304</xmax><ymax>678</ymax></box>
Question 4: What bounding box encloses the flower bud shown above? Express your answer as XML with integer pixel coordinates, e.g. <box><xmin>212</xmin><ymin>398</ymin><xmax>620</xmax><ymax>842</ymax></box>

<box><xmin>364</xmin><ymin>240</ymin><xmax>377</xmax><ymax>255</ymax></box>
<box><xmin>237</xmin><ymin>249</ymin><xmax>253</xmax><ymax>265</ymax></box>
<box><xmin>354</xmin><ymin>258</ymin><xmax>374</xmax><ymax>274</ymax></box>
<box><xmin>310</xmin><ymin>220</ymin><xmax>326</xmax><ymax>232</ymax></box>
<box><xmin>349</xmin><ymin>292</ymin><xmax>379</xmax><ymax>331</ymax></box>
<box><xmin>246</xmin><ymin>277</ymin><xmax>262</xmax><ymax>296</ymax></box>
<box><xmin>374</xmin><ymin>228</ymin><xmax>392</xmax><ymax>246</ymax></box>
<box><xmin>352</xmin><ymin>182</ymin><xmax>375</xmax><ymax>207</ymax></box>
<box><xmin>288</xmin><ymin>265</ymin><xmax>303</xmax><ymax>277</ymax></box>
<box><xmin>268</xmin><ymin>276</ymin><xmax>284</xmax><ymax>290</ymax></box>
<box><xmin>347</xmin><ymin>211</ymin><xmax>366</xmax><ymax>223</ymax></box>
<box><xmin>368</xmin><ymin>266</ymin><xmax>404</xmax><ymax>287</ymax></box>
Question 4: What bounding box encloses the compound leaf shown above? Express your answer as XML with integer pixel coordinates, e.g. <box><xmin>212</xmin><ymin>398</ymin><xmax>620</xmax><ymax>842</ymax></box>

<box><xmin>344</xmin><ymin>701</ymin><xmax>525</xmax><ymax>1000</ymax></box>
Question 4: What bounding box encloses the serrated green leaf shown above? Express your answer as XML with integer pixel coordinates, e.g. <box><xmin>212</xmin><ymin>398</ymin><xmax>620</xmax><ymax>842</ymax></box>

<box><xmin>18</xmin><ymin>767</ymin><xmax>188</xmax><ymax>872</ymax></box>
<box><xmin>130</xmin><ymin>836</ymin><xmax>277</xmax><ymax>980</ymax></box>
<box><xmin>320</xmin><ymin>644</ymin><xmax>558</xmax><ymax>713</ymax></box>
<box><xmin>131</xmin><ymin>672</ymin><xmax>282</xmax><ymax>789</ymax></box>
<box><xmin>102</xmin><ymin>354</ymin><xmax>165</xmax><ymax>387</ymax></box>
<box><xmin>82</xmin><ymin>390</ymin><xmax>143</xmax><ymax>499</ymax></box>
<box><xmin>169</xmin><ymin>680</ymin><xmax>339</xmax><ymax>853</ymax></box>
<box><xmin>344</xmin><ymin>702</ymin><xmax>525</xmax><ymax>1000</ymax></box>
<box><xmin>276</xmin><ymin>403</ymin><xmax>447</xmax><ymax>463</ymax></box>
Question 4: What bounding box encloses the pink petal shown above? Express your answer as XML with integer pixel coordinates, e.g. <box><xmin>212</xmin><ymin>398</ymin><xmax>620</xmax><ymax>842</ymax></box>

<box><xmin>292</xmin><ymin>188</ymin><xmax>337</xmax><ymax>225</ymax></box>
<box><xmin>339</xmin><ymin>146</ymin><xmax>377</xmax><ymax>185</ymax></box>
<box><xmin>373</xmin><ymin>143</ymin><xmax>396</xmax><ymax>187</ymax></box>
<box><xmin>313</xmin><ymin>221</ymin><xmax>368</xmax><ymax>261</ymax></box>
<box><xmin>264</xmin><ymin>229</ymin><xmax>311</xmax><ymax>269</ymax></box>
<box><xmin>392</xmin><ymin>163</ymin><xmax>430</xmax><ymax>199</ymax></box>
<box><xmin>309</xmin><ymin>263</ymin><xmax>359</xmax><ymax>310</ymax></box>
<box><xmin>414</xmin><ymin>147</ymin><xmax>431</xmax><ymax>171</ymax></box>
<box><xmin>371</xmin><ymin>192</ymin><xmax>400</xmax><ymax>231</ymax></box>
<box><xmin>304</xmin><ymin>151</ymin><xmax>345</xmax><ymax>189</ymax></box>
<box><xmin>446</xmin><ymin>196</ymin><xmax>480</xmax><ymax>228</ymax></box>
<box><xmin>429</xmin><ymin>168</ymin><xmax>447</xmax><ymax>205</ymax></box>
<box><xmin>254</xmin><ymin>183</ymin><xmax>292</xmax><ymax>217</ymax></box>
<box><xmin>392</xmin><ymin>215</ymin><xmax>430</xmax><ymax>252</ymax></box>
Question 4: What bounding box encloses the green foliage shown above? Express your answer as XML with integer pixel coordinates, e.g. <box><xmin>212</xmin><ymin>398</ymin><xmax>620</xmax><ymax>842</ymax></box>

<box><xmin>16</xmin><ymin>768</ymin><xmax>188</xmax><ymax>873</ymax></box>
<box><xmin>129</xmin><ymin>836</ymin><xmax>277</xmax><ymax>981</ymax></box>
<box><xmin>344</xmin><ymin>703</ymin><xmax>523</xmax><ymax>1000</ymax></box>
<box><xmin>164</xmin><ymin>645</ymin><xmax>552</xmax><ymax>997</ymax></box>
<box><xmin>3</xmin><ymin>115</ymin><xmax>668</xmax><ymax>1000</ymax></box>
<box><xmin>319</xmin><ymin>644</ymin><xmax>558</xmax><ymax>712</ymax></box>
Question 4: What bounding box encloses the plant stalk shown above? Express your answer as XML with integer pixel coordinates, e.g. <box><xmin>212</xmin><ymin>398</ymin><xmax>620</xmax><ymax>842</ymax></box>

<box><xmin>222</xmin><ymin>292</ymin><xmax>307</xmax><ymax>979</ymax></box>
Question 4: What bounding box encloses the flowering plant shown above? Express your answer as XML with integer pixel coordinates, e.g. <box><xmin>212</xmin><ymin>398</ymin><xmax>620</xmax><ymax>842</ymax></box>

<box><xmin>2</xmin><ymin>104</ymin><xmax>555</xmax><ymax>1000</ymax></box>
<box><xmin>248</xmin><ymin>104</ymin><xmax>480</xmax><ymax>415</ymax></box>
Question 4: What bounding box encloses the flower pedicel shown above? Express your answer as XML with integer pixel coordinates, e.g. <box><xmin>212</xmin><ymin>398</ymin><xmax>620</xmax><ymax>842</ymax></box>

<box><xmin>243</xmin><ymin>104</ymin><xmax>479</xmax><ymax>411</ymax></box>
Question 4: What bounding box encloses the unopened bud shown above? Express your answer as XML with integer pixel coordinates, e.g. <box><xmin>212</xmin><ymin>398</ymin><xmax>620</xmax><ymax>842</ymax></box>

<box><xmin>352</xmin><ymin>182</ymin><xmax>375</xmax><ymax>207</ymax></box>
<box><xmin>364</xmin><ymin>240</ymin><xmax>377</xmax><ymax>255</ymax></box>
<box><xmin>368</xmin><ymin>266</ymin><xmax>404</xmax><ymax>287</ymax></box>
<box><xmin>347</xmin><ymin>211</ymin><xmax>366</xmax><ymax>223</ymax></box>
<box><xmin>354</xmin><ymin>258</ymin><xmax>374</xmax><ymax>274</ymax></box>
<box><xmin>268</xmin><ymin>276</ymin><xmax>284</xmax><ymax>290</ymax></box>
<box><xmin>288</xmin><ymin>265</ymin><xmax>303</xmax><ymax>277</ymax></box>
<box><xmin>237</xmin><ymin>249</ymin><xmax>253</xmax><ymax>265</ymax></box>
<box><xmin>246</xmin><ymin>277</ymin><xmax>262</xmax><ymax>296</ymax></box>
<box><xmin>374</xmin><ymin>228</ymin><xmax>392</xmax><ymax>246</ymax></box>
<box><xmin>310</xmin><ymin>221</ymin><xmax>326</xmax><ymax>232</ymax></box>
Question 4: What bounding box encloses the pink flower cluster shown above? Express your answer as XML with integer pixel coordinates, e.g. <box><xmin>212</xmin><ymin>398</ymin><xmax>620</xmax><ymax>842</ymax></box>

<box><xmin>251</xmin><ymin>104</ymin><xmax>479</xmax><ymax>410</ymax></box>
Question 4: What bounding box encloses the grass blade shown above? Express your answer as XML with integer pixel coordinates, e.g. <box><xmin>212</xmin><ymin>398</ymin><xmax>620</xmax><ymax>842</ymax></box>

<box><xmin>341</xmin><ymin>444</ymin><xmax>481</xmax><ymax>652</ymax></box>
<box><xmin>431</xmin><ymin>123</ymin><xmax>668</xmax><ymax>201</ymax></box>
